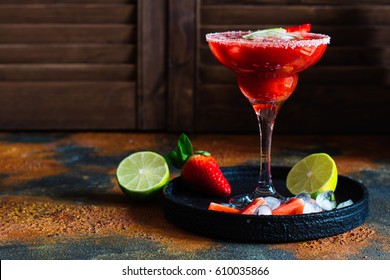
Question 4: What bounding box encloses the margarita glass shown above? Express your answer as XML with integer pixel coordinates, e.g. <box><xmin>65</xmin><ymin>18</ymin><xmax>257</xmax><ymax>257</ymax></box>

<box><xmin>206</xmin><ymin>26</ymin><xmax>330</xmax><ymax>206</ymax></box>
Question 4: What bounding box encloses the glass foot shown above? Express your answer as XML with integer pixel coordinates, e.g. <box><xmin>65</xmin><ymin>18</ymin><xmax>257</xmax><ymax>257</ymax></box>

<box><xmin>228</xmin><ymin>194</ymin><xmax>253</xmax><ymax>209</ymax></box>
<box><xmin>229</xmin><ymin>183</ymin><xmax>285</xmax><ymax>209</ymax></box>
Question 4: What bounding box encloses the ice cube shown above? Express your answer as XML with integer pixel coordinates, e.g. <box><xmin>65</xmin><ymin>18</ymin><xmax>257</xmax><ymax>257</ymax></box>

<box><xmin>264</xmin><ymin>196</ymin><xmax>281</xmax><ymax>210</ymax></box>
<box><xmin>337</xmin><ymin>199</ymin><xmax>353</xmax><ymax>209</ymax></box>
<box><xmin>295</xmin><ymin>192</ymin><xmax>311</xmax><ymax>203</ymax></box>
<box><xmin>316</xmin><ymin>191</ymin><xmax>336</xmax><ymax>211</ymax></box>
<box><xmin>303</xmin><ymin>199</ymin><xmax>322</xmax><ymax>214</ymax></box>
<box><xmin>255</xmin><ymin>205</ymin><xmax>272</xmax><ymax>215</ymax></box>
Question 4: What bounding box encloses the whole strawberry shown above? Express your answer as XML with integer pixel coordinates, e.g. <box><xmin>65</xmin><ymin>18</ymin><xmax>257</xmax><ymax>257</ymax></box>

<box><xmin>166</xmin><ymin>134</ymin><xmax>231</xmax><ymax>197</ymax></box>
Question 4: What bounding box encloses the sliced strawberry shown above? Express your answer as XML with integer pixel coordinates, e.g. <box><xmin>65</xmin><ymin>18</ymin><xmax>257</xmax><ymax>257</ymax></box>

<box><xmin>240</xmin><ymin>197</ymin><xmax>266</xmax><ymax>215</ymax></box>
<box><xmin>285</xmin><ymin>23</ymin><xmax>311</xmax><ymax>33</ymax></box>
<box><xmin>208</xmin><ymin>202</ymin><xmax>240</xmax><ymax>214</ymax></box>
<box><xmin>272</xmin><ymin>197</ymin><xmax>305</xmax><ymax>215</ymax></box>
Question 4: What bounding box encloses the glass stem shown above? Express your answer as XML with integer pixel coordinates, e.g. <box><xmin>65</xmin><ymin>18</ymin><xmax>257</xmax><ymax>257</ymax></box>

<box><xmin>253</xmin><ymin>102</ymin><xmax>283</xmax><ymax>198</ymax></box>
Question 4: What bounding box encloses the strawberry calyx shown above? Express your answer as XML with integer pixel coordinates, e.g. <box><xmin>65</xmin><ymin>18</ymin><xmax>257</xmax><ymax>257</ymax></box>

<box><xmin>194</xmin><ymin>150</ymin><xmax>211</xmax><ymax>156</ymax></box>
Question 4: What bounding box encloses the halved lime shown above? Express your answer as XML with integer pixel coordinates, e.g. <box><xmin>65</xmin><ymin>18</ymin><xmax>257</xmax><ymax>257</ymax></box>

<box><xmin>116</xmin><ymin>151</ymin><xmax>170</xmax><ymax>200</ymax></box>
<box><xmin>286</xmin><ymin>153</ymin><xmax>338</xmax><ymax>197</ymax></box>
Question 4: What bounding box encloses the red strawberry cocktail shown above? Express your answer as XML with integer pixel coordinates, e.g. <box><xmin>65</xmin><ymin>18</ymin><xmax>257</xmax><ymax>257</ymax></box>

<box><xmin>206</xmin><ymin>25</ymin><xmax>330</xmax><ymax>205</ymax></box>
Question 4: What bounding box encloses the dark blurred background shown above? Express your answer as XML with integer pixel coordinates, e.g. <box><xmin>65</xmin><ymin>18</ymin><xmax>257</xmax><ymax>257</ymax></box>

<box><xmin>0</xmin><ymin>0</ymin><xmax>388</xmax><ymax>134</ymax></box>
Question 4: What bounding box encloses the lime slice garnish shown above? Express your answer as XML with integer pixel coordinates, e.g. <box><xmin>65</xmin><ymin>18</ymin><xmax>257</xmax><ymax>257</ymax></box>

<box><xmin>116</xmin><ymin>151</ymin><xmax>170</xmax><ymax>199</ymax></box>
<box><xmin>243</xmin><ymin>28</ymin><xmax>303</xmax><ymax>40</ymax></box>
<box><xmin>286</xmin><ymin>153</ymin><xmax>338</xmax><ymax>197</ymax></box>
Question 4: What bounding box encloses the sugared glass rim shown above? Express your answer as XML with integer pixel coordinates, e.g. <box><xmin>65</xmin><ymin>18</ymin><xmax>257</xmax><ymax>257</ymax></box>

<box><xmin>206</xmin><ymin>31</ymin><xmax>330</xmax><ymax>48</ymax></box>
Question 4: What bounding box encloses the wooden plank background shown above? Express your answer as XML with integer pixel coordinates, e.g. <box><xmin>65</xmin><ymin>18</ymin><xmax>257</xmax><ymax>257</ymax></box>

<box><xmin>196</xmin><ymin>0</ymin><xmax>390</xmax><ymax>133</ymax></box>
<box><xmin>137</xmin><ymin>0</ymin><xmax>167</xmax><ymax>130</ymax></box>
<box><xmin>0</xmin><ymin>0</ymin><xmax>138</xmax><ymax>130</ymax></box>
<box><xmin>0</xmin><ymin>0</ymin><xmax>388</xmax><ymax>133</ymax></box>
<box><xmin>167</xmin><ymin>0</ymin><xmax>197</xmax><ymax>132</ymax></box>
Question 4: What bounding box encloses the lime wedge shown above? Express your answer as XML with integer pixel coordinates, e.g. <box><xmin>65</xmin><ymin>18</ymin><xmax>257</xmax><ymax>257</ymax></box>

<box><xmin>116</xmin><ymin>151</ymin><xmax>170</xmax><ymax>199</ymax></box>
<box><xmin>243</xmin><ymin>28</ymin><xmax>303</xmax><ymax>40</ymax></box>
<box><xmin>286</xmin><ymin>153</ymin><xmax>338</xmax><ymax>197</ymax></box>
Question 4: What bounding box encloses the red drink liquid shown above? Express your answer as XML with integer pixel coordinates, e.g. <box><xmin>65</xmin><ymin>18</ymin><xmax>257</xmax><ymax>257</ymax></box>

<box><xmin>207</xmin><ymin>31</ymin><xmax>329</xmax><ymax>109</ymax></box>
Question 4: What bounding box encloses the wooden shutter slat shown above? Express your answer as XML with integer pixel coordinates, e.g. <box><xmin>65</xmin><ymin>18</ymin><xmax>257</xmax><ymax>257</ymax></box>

<box><xmin>0</xmin><ymin>64</ymin><xmax>135</xmax><ymax>81</ymax></box>
<box><xmin>0</xmin><ymin>82</ymin><xmax>136</xmax><ymax>130</ymax></box>
<box><xmin>167</xmin><ymin>0</ymin><xmax>197</xmax><ymax>132</ymax></box>
<box><xmin>0</xmin><ymin>5</ymin><xmax>136</xmax><ymax>24</ymax></box>
<box><xmin>202</xmin><ymin>5</ymin><xmax>390</xmax><ymax>25</ymax></box>
<box><xmin>202</xmin><ymin>0</ymin><xmax>390</xmax><ymax>6</ymax></box>
<box><xmin>0</xmin><ymin>24</ymin><xmax>135</xmax><ymax>44</ymax></box>
<box><xmin>0</xmin><ymin>44</ymin><xmax>136</xmax><ymax>63</ymax></box>
<box><xmin>0</xmin><ymin>0</ymin><xmax>135</xmax><ymax>4</ymax></box>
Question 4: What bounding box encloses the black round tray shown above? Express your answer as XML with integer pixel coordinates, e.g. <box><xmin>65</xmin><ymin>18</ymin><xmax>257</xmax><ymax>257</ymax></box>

<box><xmin>163</xmin><ymin>166</ymin><xmax>369</xmax><ymax>243</ymax></box>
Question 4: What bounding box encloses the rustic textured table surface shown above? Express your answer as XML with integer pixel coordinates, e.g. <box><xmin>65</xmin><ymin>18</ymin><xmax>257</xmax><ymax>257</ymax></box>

<box><xmin>0</xmin><ymin>133</ymin><xmax>389</xmax><ymax>260</ymax></box>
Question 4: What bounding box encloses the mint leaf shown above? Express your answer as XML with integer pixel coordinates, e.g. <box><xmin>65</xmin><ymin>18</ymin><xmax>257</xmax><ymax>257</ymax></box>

<box><xmin>165</xmin><ymin>133</ymin><xmax>194</xmax><ymax>169</ymax></box>
<box><xmin>165</xmin><ymin>150</ymin><xmax>184</xmax><ymax>169</ymax></box>
<box><xmin>178</xmin><ymin>133</ymin><xmax>193</xmax><ymax>157</ymax></box>
<box><xmin>176</xmin><ymin>146</ymin><xmax>188</xmax><ymax>163</ymax></box>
